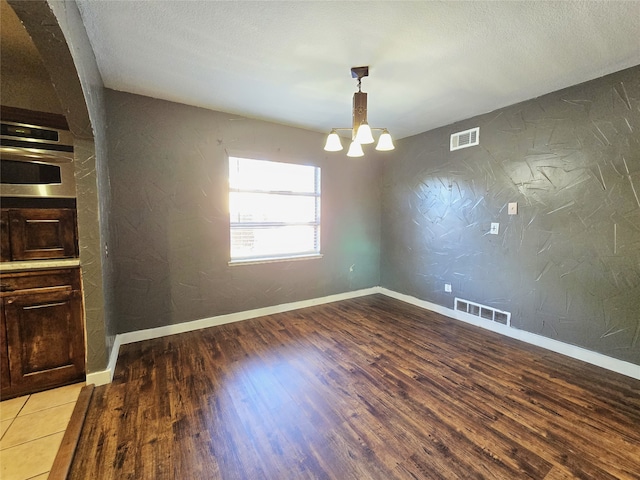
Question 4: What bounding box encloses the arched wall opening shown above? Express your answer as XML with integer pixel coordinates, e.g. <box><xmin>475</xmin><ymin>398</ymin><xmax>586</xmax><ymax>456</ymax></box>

<box><xmin>7</xmin><ymin>0</ymin><xmax>113</xmax><ymax>378</ymax></box>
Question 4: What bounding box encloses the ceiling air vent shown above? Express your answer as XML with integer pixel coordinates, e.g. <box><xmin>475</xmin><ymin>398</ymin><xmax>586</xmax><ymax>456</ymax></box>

<box><xmin>450</xmin><ymin>127</ymin><xmax>479</xmax><ymax>151</ymax></box>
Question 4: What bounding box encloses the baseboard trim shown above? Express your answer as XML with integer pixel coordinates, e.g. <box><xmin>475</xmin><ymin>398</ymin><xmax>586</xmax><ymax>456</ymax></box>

<box><xmin>85</xmin><ymin>368</ymin><xmax>112</xmax><ymax>386</ymax></box>
<box><xmin>98</xmin><ymin>287</ymin><xmax>380</xmax><ymax>383</ymax></box>
<box><xmin>379</xmin><ymin>288</ymin><xmax>640</xmax><ymax>381</ymax></box>
<box><xmin>90</xmin><ymin>285</ymin><xmax>639</xmax><ymax>384</ymax></box>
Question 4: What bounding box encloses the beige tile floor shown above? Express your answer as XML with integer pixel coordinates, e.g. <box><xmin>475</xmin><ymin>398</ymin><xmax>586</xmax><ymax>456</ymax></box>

<box><xmin>0</xmin><ymin>382</ymin><xmax>84</xmax><ymax>480</ymax></box>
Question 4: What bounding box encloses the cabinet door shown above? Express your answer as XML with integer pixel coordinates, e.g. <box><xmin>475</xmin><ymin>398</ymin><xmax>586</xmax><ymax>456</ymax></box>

<box><xmin>4</xmin><ymin>287</ymin><xmax>85</xmax><ymax>392</ymax></box>
<box><xmin>0</xmin><ymin>210</ymin><xmax>10</xmax><ymax>262</ymax></box>
<box><xmin>9</xmin><ymin>208</ymin><xmax>78</xmax><ymax>260</ymax></box>
<box><xmin>0</xmin><ymin>303</ymin><xmax>10</xmax><ymax>394</ymax></box>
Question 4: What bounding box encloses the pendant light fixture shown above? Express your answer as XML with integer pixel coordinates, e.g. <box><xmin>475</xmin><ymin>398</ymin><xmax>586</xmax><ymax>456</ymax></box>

<box><xmin>324</xmin><ymin>66</ymin><xmax>395</xmax><ymax>157</ymax></box>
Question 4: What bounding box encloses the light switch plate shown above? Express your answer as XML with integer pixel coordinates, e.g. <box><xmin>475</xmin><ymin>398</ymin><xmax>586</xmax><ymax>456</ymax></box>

<box><xmin>508</xmin><ymin>202</ymin><xmax>518</xmax><ymax>215</ymax></box>
<box><xmin>490</xmin><ymin>223</ymin><xmax>500</xmax><ymax>235</ymax></box>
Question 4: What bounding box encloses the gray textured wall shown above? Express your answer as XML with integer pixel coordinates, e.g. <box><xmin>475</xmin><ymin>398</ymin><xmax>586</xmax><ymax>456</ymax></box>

<box><xmin>105</xmin><ymin>89</ymin><xmax>381</xmax><ymax>334</ymax></box>
<box><xmin>46</xmin><ymin>0</ymin><xmax>114</xmax><ymax>374</ymax></box>
<box><xmin>382</xmin><ymin>65</ymin><xmax>640</xmax><ymax>365</ymax></box>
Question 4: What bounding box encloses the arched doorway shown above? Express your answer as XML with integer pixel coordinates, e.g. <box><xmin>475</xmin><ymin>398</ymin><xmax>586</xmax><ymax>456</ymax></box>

<box><xmin>6</xmin><ymin>0</ymin><xmax>111</xmax><ymax>381</ymax></box>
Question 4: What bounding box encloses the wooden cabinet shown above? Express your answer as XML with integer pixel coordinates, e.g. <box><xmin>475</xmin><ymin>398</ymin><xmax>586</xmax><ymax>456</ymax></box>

<box><xmin>0</xmin><ymin>210</ymin><xmax>9</xmax><ymax>262</ymax></box>
<box><xmin>1</xmin><ymin>208</ymin><xmax>78</xmax><ymax>262</ymax></box>
<box><xmin>0</xmin><ymin>268</ymin><xmax>85</xmax><ymax>398</ymax></box>
<box><xmin>0</xmin><ymin>308</ymin><xmax>10</xmax><ymax>391</ymax></box>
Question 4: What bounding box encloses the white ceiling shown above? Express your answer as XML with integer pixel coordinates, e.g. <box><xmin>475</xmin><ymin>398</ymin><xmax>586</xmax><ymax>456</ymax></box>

<box><xmin>75</xmin><ymin>0</ymin><xmax>640</xmax><ymax>140</ymax></box>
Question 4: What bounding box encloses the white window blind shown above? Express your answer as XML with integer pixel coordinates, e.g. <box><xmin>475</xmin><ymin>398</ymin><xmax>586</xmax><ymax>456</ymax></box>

<box><xmin>229</xmin><ymin>157</ymin><xmax>321</xmax><ymax>262</ymax></box>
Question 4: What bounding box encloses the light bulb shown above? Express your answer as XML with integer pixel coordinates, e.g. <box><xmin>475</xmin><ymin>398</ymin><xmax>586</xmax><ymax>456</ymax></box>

<box><xmin>354</xmin><ymin>123</ymin><xmax>374</xmax><ymax>144</ymax></box>
<box><xmin>346</xmin><ymin>141</ymin><xmax>364</xmax><ymax>157</ymax></box>
<box><xmin>375</xmin><ymin>129</ymin><xmax>395</xmax><ymax>151</ymax></box>
<box><xmin>324</xmin><ymin>130</ymin><xmax>343</xmax><ymax>152</ymax></box>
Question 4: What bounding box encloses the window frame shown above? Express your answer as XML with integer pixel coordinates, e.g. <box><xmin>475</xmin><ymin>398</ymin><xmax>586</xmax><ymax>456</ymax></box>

<box><xmin>228</xmin><ymin>156</ymin><xmax>322</xmax><ymax>265</ymax></box>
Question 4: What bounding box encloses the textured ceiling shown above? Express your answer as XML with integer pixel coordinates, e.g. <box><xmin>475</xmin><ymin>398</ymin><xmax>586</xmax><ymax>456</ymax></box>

<box><xmin>76</xmin><ymin>0</ymin><xmax>640</xmax><ymax>140</ymax></box>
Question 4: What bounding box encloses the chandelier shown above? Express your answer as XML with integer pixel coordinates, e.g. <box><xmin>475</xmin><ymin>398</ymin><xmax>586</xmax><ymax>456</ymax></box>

<box><xmin>324</xmin><ymin>66</ymin><xmax>394</xmax><ymax>157</ymax></box>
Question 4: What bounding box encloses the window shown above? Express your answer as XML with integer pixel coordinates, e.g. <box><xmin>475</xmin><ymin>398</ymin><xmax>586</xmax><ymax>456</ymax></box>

<box><xmin>229</xmin><ymin>156</ymin><xmax>321</xmax><ymax>263</ymax></box>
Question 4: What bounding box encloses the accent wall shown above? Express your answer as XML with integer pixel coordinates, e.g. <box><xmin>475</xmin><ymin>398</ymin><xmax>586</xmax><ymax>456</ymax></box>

<box><xmin>382</xmin><ymin>65</ymin><xmax>640</xmax><ymax>365</ymax></box>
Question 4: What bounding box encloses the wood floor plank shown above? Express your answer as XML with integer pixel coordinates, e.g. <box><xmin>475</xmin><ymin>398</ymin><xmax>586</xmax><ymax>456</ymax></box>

<box><xmin>69</xmin><ymin>295</ymin><xmax>640</xmax><ymax>479</ymax></box>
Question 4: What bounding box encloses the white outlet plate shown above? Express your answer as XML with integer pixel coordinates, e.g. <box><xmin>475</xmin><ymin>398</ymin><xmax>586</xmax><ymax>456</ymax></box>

<box><xmin>490</xmin><ymin>223</ymin><xmax>499</xmax><ymax>235</ymax></box>
<box><xmin>508</xmin><ymin>202</ymin><xmax>518</xmax><ymax>215</ymax></box>
<box><xmin>445</xmin><ymin>283</ymin><xmax>452</xmax><ymax>293</ymax></box>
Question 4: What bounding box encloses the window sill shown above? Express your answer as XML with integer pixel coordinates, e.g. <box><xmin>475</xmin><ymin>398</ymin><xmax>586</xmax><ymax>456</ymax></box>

<box><xmin>228</xmin><ymin>253</ymin><xmax>323</xmax><ymax>266</ymax></box>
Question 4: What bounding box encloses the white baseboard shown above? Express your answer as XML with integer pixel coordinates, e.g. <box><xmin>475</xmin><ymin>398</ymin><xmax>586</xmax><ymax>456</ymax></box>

<box><xmin>85</xmin><ymin>368</ymin><xmax>112</xmax><ymax>386</ymax></box>
<box><xmin>379</xmin><ymin>288</ymin><xmax>640</xmax><ymax>381</ymax></box>
<box><xmin>87</xmin><ymin>285</ymin><xmax>639</xmax><ymax>385</ymax></box>
<box><xmin>94</xmin><ymin>287</ymin><xmax>380</xmax><ymax>384</ymax></box>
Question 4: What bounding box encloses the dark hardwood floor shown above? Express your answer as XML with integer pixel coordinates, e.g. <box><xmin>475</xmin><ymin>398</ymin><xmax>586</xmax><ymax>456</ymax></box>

<box><xmin>69</xmin><ymin>295</ymin><xmax>640</xmax><ymax>479</ymax></box>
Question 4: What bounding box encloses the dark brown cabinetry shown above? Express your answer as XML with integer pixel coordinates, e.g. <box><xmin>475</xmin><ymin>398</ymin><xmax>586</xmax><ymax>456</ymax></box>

<box><xmin>0</xmin><ymin>268</ymin><xmax>85</xmax><ymax>398</ymax></box>
<box><xmin>0</xmin><ymin>210</ymin><xmax>9</xmax><ymax>262</ymax></box>
<box><xmin>0</xmin><ymin>307</ymin><xmax>10</xmax><ymax>390</ymax></box>
<box><xmin>1</xmin><ymin>208</ymin><xmax>78</xmax><ymax>262</ymax></box>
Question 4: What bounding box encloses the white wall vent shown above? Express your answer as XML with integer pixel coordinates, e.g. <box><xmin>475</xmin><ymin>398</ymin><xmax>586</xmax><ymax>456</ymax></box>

<box><xmin>450</xmin><ymin>127</ymin><xmax>479</xmax><ymax>151</ymax></box>
<box><xmin>454</xmin><ymin>297</ymin><xmax>510</xmax><ymax>326</ymax></box>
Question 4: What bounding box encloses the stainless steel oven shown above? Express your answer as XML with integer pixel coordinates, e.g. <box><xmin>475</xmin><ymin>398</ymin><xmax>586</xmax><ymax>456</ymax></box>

<box><xmin>1</xmin><ymin>120</ymin><xmax>76</xmax><ymax>198</ymax></box>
